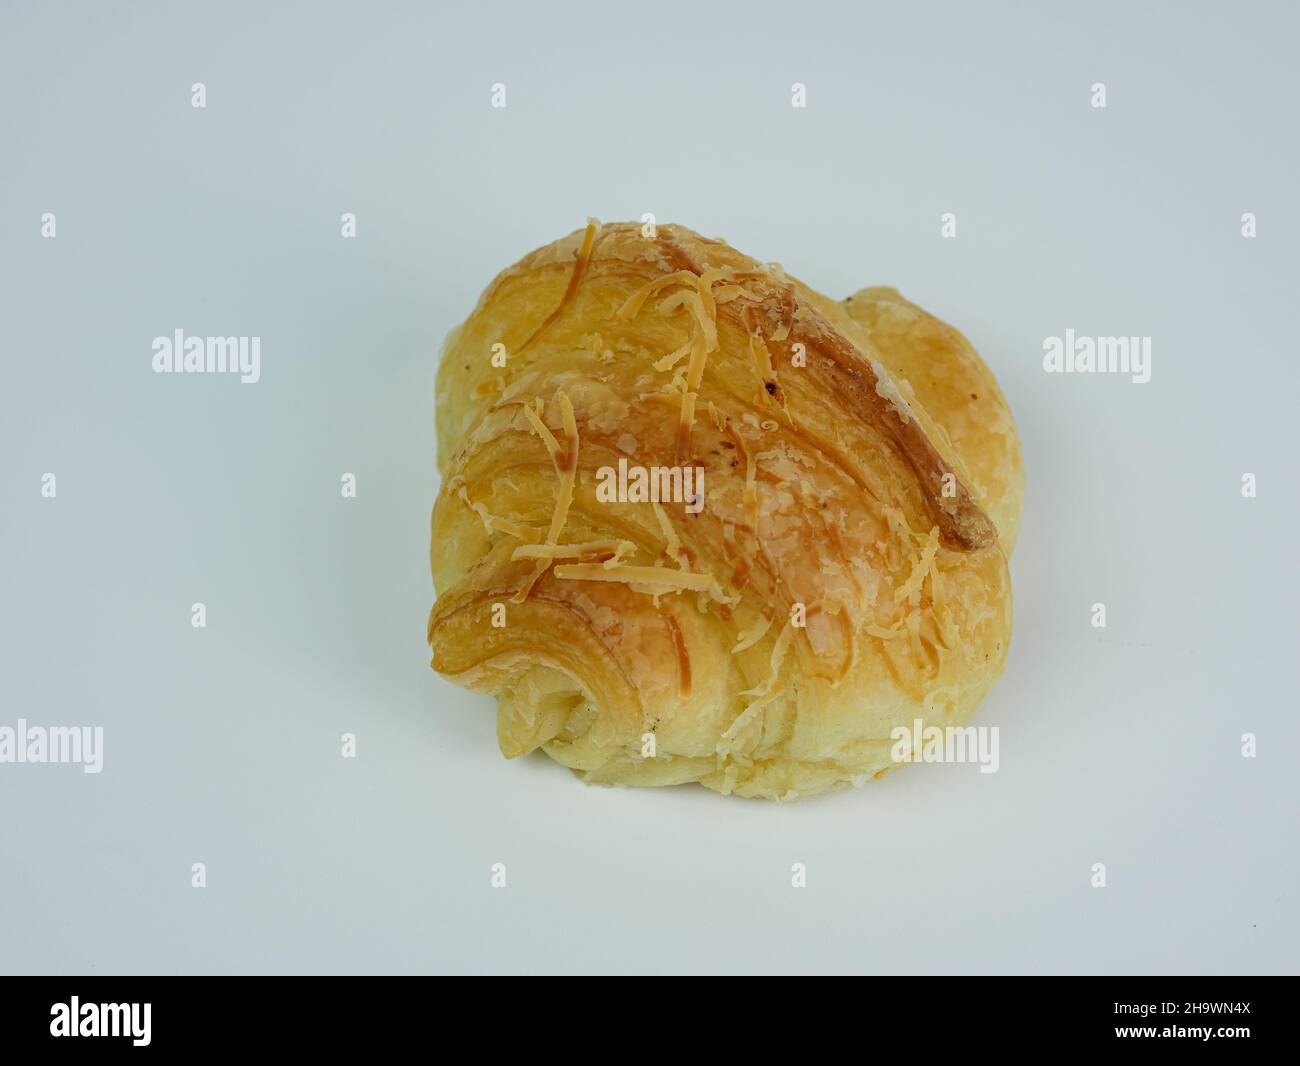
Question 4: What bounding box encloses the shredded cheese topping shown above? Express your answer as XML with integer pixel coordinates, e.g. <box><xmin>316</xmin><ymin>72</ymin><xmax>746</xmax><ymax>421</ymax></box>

<box><xmin>652</xmin><ymin>339</ymin><xmax>693</xmax><ymax>373</ymax></box>
<box><xmin>893</xmin><ymin>526</ymin><xmax>940</xmax><ymax>604</ymax></box>
<box><xmin>616</xmin><ymin>270</ymin><xmax>698</xmax><ymax>321</ymax></box>
<box><xmin>511</xmin><ymin>539</ymin><xmax>633</xmax><ymax>562</ymax></box>
<box><xmin>554</xmin><ymin>563</ymin><xmax>723</xmax><ymax>598</ymax></box>
<box><xmin>741</xmin><ymin>618</ymin><xmax>795</xmax><ymax>702</ymax></box>
<box><xmin>719</xmin><ymin>619</ymin><xmax>796</xmax><ymax>756</ymax></box>
<box><xmin>519</xmin><ymin>219</ymin><xmax>600</xmax><ymax>352</ymax></box>
<box><xmin>651</xmin><ymin>501</ymin><xmax>686</xmax><ymax>569</ymax></box>
<box><xmin>749</xmin><ymin>328</ymin><xmax>775</xmax><ymax>387</ymax></box>
<box><xmin>544</xmin><ymin>392</ymin><xmax>579</xmax><ymax>547</ymax></box>
<box><xmin>513</xmin><ymin>390</ymin><xmax>581</xmax><ymax>601</ymax></box>
<box><xmin>452</xmin><ymin>479</ymin><xmax>543</xmax><ymax>543</ymax></box>
<box><xmin>617</xmin><ymin>265</ymin><xmax>726</xmax><ymax>460</ymax></box>
<box><xmin>731</xmin><ymin>613</ymin><xmax>773</xmax><ymax>653</ymax></box>
<box><xmin>724</xmin><ymin>421</ymin><xmax>759</xmax><ymax>531</ymax></box>
<box><xmin>522</xmin><ymin>399</ymin><xmax>561</xmax><ymax>459</ymax></box>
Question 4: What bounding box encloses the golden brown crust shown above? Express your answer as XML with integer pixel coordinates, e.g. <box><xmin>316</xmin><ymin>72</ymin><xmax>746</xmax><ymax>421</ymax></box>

<box><xmin>656</xmin><ymin>229</ymin><xmax>997</xmax><ymax>551</ymax></box>
<box><xmin>428</xmin><ymin>221</ymin><xmax>1021</xmax><ymax>799</ymax></box>
<box><xmin>840</xmin><ymin>286</ymin><xmax>1025</xmax><ymax>553</ymax></box>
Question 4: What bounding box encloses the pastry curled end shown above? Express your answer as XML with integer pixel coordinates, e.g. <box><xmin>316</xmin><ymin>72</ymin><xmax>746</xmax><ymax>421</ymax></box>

<box><xmin>429</xmin><ymin>222</ymin><xmax>1022</xmax><ymax>800</ymax></box>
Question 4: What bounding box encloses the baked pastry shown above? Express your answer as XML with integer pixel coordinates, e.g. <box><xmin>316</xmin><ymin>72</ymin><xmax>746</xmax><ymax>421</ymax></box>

<box><xmin>428</xmin><ymin>221</ymin><xmax>1023</xmax><ymax>799</ymax></box>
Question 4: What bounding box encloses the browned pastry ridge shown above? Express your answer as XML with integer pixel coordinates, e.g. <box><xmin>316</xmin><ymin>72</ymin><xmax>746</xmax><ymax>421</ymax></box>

<box><xmin>428</xmin><ymin>221</ymin><xmax>1024</xmax><ymax>799</ymax></box>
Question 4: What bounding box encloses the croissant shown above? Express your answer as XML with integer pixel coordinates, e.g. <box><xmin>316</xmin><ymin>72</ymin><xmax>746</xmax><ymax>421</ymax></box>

<box><xmin>428</xmin><ymin>221</ymin><xmax>1024</xmax><ymax>799</ymax></box>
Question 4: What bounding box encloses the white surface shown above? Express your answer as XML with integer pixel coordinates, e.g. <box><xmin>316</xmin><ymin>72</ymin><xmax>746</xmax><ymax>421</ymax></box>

<box><xmin>0</xmin><ymin>0</ymin><xmax>1296</xmax><ymax>974</ymax></box>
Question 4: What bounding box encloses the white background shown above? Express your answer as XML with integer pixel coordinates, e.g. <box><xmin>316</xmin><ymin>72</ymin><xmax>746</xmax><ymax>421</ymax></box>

<box><xmin>1</xmin><ymin>0</ymin><xmax>1296</xmax><ymax>974</ymax></box>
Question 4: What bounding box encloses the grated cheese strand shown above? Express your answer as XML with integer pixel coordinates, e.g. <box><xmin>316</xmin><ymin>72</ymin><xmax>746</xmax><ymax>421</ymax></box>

<box><xmin>513</xmin><ymin>390</ymin><xmax>581</xmax><ymax>602</ymax></box>
<box><xmin>750</xmin><ymin>329</ymin><xmax>774</xmax><ymax>378</ymax></box>
<box><xmin>672</xmin><ymin>272</ymin><xmax>723</xmax><ymax>459</ymax></box>
<box><xmin>731</xmin><ymin>613</ymin><xmax>773</xmax><ymax>653</ymax></box>
<box><xmin>718</xmin><ymin>688</ymin><xmax>781</xmax><ymax>750</ymax></box>
<box><xmin>893</xmin><ymin>526</ymin><xmax>941</xmax><ymax>604</ymax></box>
<box><xmin>651</xmin><ymin>501</ymin><xmax>685</xmax><ymax>568</ymax></box>
<box><xmin>455</xmin><ymin>482</ymin><xmax>543</xmax><ymax>542</ymax></box>
<box><xmin>512</xmin><ymin>539</ymin><xmax>633</xmax><ymax>562</ymax></box>
<box><xmin>554</xmin><ymin>563</ymin><xmax>725</xmax><ymax>599</ymax></box>
<box><xmin>544</xmin><ymin>391</ymin><xmax>579</xmax><ymax>546</ymax></box>
<box><xmin>695</xmin><ymin>268</ymin><xmax>726</xmax><ymax>352</ymax></box>
<box><xmin>519</xmin><ymin>219</ymin><xmax>600</xmax><ymax>352</ymax></box>
<box><xmin>522</xmin><ymin>399</ymin><xmax>561</xmax><ymax>460</ymax></box>
<box><xmin>675</xmin><ymin>380</ymin><xmax>700</xmax><ymax>459</ymax></box>
<box><xmin>725</xmin><ymin>422</ymin><xmax>759</xmax><ymax>530</ymax></box>
<box><xmin>740</xmin><ymin>618</ymin><xmax>795</xmax><ymax>701</ymax></box>
<box><xmin>720</xmin><ymin>619</ymin><xmax>796</xmax><ymax>755</ymax></box>
<box><xmin>616</xmin><ymin>270</ymin><xmax>698</xmax><ymax>321</ymax></box>
<box><xmin>713</xmin><ymin>284</ymin><xmax>763</xmax><ymax>305</ymax></box>
<box><xmin>652</xmin><ymin>339</ymin><xmax>694</xmax><ymax>373</ymax></box>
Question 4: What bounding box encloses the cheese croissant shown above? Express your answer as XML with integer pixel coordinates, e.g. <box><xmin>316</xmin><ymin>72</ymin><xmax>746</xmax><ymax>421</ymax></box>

<box><xmin>428</xmin><ymin>221</ymin><xmax>1023</xmax><ymax>800</ymax></box>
